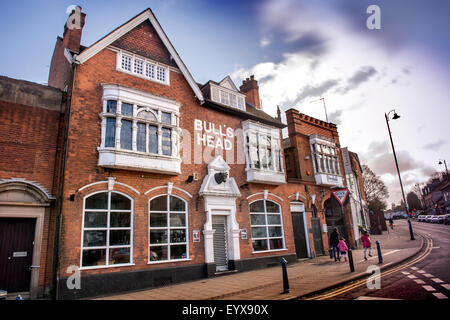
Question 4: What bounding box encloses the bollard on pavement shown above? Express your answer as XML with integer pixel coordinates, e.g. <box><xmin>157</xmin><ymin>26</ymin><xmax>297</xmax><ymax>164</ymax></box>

<box><xmin>376</xmin><ymin>240</ymin><xmax>383</xmax><ymax>264</ymax></box>
<box><xmin>347</xmin><ymin>249</ymin><xmax>355</xmax><ymax>272</ymax></box>
<box><xmin>281</xmin><ymin>258</ymin><xmax>290</xmax><ymax>294</ymax></box>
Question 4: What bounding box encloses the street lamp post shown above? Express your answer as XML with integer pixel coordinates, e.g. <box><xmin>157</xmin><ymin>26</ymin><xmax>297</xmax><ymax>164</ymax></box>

<box><xmin>438</xmin><ymin>159</ymin><xmax>448</xmax><ymax>176</ymax></box>
<box><xmin>384</xmin><ymin>110</ymin><xmax>415</xmax><ymax>240</ymax></box>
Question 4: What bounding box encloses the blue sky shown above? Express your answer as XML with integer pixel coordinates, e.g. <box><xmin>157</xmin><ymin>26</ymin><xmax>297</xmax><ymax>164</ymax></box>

<box><xmin>1</xmin><ymin>0</ymin><xmax>449</xmax><ymax>205</ymax></box>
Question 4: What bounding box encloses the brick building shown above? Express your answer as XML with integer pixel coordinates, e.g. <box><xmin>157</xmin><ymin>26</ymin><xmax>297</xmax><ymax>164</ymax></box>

<box><xmin>1</xmin><ymin>7</ymin><xmax>362</xmax><ymax>299</ymax></box>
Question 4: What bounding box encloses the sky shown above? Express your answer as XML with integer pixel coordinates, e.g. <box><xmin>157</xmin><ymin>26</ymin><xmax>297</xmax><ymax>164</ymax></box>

<box><xmin>1</xmin><ymin>0</ymin><xmax>449</xmax><ymax>206</ymax></box>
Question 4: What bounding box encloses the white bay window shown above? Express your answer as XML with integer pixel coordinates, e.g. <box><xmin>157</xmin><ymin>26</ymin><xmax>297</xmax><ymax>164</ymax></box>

<box><xmin>99</xmin><ymin>84</ymin><xmax>181</xmax><ymax>174</ymax></box>
<box><xmin>310</xmin><ymin>135</ymin><xmax>343</xmax><ymax>187</ymax></box>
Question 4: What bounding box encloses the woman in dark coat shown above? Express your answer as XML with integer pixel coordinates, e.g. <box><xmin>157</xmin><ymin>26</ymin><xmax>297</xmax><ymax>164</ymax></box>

<box><xmin>329</xmin><ymin>228</ymin><xmax>340</xmax><ymax>261</ymax></box>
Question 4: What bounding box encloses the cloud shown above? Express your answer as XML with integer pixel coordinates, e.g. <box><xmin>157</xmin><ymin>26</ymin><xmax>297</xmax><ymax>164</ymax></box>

<box><xmin>338</xmin><ymin>66</ymin><xmax>377</xmax><ymax>94</ymax></box>
<box><xmin>422</xmin><ymin>139</ymin><xmax>447</xmax><ymax>151</ymax></box>
<box><xmin>328</xmin><ymin>109</ymin><xmax>343</xmax><ymax>125</ymax></box>
<box><xmin>293</xmin><ymin>79</ymin><xmax>340</xmax><ymax>104</ymax></box>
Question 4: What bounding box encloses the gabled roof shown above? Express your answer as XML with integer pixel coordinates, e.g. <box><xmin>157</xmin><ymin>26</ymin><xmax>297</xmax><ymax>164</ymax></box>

<box><xmin>218</xmin><ymin>76</ymin><xmax>240</xmax><ymax>92</ymax></box>
<box><xmin>74</xmin><ymin>8</ymin><xmax>204</xmax><ymax>103</ymax></box>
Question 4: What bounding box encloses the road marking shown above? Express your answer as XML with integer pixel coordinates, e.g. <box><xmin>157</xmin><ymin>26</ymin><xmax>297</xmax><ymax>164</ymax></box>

<box><xmin>424</xmin><ymin>273</ymin><xmax>434</xmax><ymax>278</ymax></box>
<box><xmin>417</xmin><ymin>270</ymin><xmax>426</xmax><ymax>274</ymax></box>
<box><xmin>422</xmin><ymin>285</ymin><xmax>436</xmax><ymax>292</ymax></box>
<box><xmin>401</xmin><ymin>271</ymin><xmax>410</xmax><ymax>275</ymax></box>
<box><xmin>355</xmin><ymin>296</ymin><xmax>401</xmax><ymax>300</ymax></box>
<box><xmin>441</xmin><ymin>284</ymin><xmax>450</xmax><ymax>290</ymax></box>
<box><xmin>414</xmin><ymin>279</ymin><xmax>426</xmax><ymax>284</ymax></box>
<box><xmin>410</xmin><ymin>267</ymin><xmax>418</xmax><ymax>270</ymax></box>
<box><xmin>431</xmin><ymin>278</ymin><xmax>444</xmax><ymax>284</ymax></box>
<box><xmin>432</xmin><ymin>293</ymin><xmax>448</xmax><ymax>299</ymax></box>
<box><xmin>407</xmin><ymin>275</ymin><xmax>417</xmax><ymax>279</ymax></box>
<box><xmin>432</xmin><ymin>247</ymin><xmax>440</xmax><ymax>249</ymax></box>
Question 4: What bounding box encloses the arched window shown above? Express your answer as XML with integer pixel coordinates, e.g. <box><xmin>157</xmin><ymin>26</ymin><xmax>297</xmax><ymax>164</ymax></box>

<box><xmin>82</xmin><ymin>191</ymin><xmax>133</xmax><ymax>268</ymax></box>
<box><xmin>149</xmin><ymin>195</ymin><xmax>188</xmax><ymax>262</ymax></box>
<box><xmin>249</xmin><ymin>199</ymin><xmax>285</xmax><ymax>252</ymax></box>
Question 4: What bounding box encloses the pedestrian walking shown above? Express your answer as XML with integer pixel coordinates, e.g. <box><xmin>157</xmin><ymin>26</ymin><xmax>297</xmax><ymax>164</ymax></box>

<box><xmin>337</xmin><ymin>237</ymin><xmax>348</xmax><ymax>262</ymax></box>
<box><xmin>362</xmin><ymin>230</ymin><xmax>372</xmax><ymax>260</ymax></box>
<box><xmin>389</xmin><ymin>216</ymin><xmax>394</xmax><ymax>230</ymax></box>
<box><xmin>329</xmin><ymin>228</ymin><xmax>340</xmax><ymax>262</ymax></box>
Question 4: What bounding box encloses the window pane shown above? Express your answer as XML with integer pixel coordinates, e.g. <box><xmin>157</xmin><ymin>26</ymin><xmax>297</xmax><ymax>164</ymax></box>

<box><xmin>156</xmin><ymin>66</ymin><xmax>166</xmax><ymax>82</ymax></box>
<box><xmin>150</xmin><ymin>246</ymin><xmax>168</xmax><ymax>261</ymax></box>
<box><xmin>120</xmin><ymin>119</ymin><xmax>132</xmax><ymax>150</ymax></box>
<box><xmin>111</xmin><ymin>193</ymin><xmax>131</xmax><ymax>210</ymax></box>
<box><xmin>162</xmin><ymin>128</ymin><xmax>172</xmax><ymax>156</ymax></box>
<box><xmin>137</xmin><ymin>122</ymin><xmax>146</xmax><ymax>152</ymax></box>
<box><xmin>161</xmin><ymin>112</ymin><xmax>171</xmax><ymax>125</ymax></box>
<box><xmin>170</xmin><ymin>196</ymin><xmax>185</xmax><ymax>211</ymax></box>
<box><xmin>150</xmin><ymin>230</ymin><xmax>168</xmax><ymax>244</ymax></box>
<box><xmin>170</xmin><ymin>229</ymin><xmax>186</xmax><ymax>243</ymax></box>
<box><xmin>252</xmin><ymin>239</ymin><xmax>268</xmax><ymax>252</ymax></box>
<box><xmin>107</xmin><ymin>100</ymin><xmax>117</xmax><ymax>113</ymax></box>
<box><xmin>110</xmin><ymin>212</ymin><xmax>131</xmax><ymax>227</ymax></box>
<box><xmin>121</xmin><ymin>55</ymin><xmax>132</xmax><ymax>71</ymax></box>
<box><xmin>170</xmin><ymin>212</ymin><xmax>186</xmax><ymax>227</ymax></box>
<box><xmin>105</xmin><ymin>118</ymin><xmax>116</xmax><ymax>147</ymax></box>
<box><xmin>82</xmin><ymin>249</ymin><xmax>106</xmax><ymax>267</ymax></box>
<box><xmin>109</xmin><ymin>247</ymin><xmax>130</xmax><ymax>265</ymax></box>
<box><xmin>137</xmin><ymin>110</ymin><xmax>157</xmax><ymax>121</ymax></box>
<box><xmin>267</xmin><ymin>214</ymin><xmax>281</xmax><ymax>225</ymax></box>
<box><xmin>269</xmin><ymin>238</ymin><xmax>284</xmax><ymax>250</ymax></box>
<box><xmin>251</xmin><ymin>227</ymin><xmax>267</xmax><ymax>238</ymax></box>
<box><xmin>85</xmin><ymin>192</ymin><xmax>108</xmax><ymax>209</ymax></box>
<box><xmin>150</xmin><ymin>212</ymin><xmax>167</xmax><ymax>227</ymax></box>
<box><xmin>170</xmin><ymin>245</ymin><xmax>187</xmax><ymax>260</ymax></box>
<box><xmin>268</xmin><ymin>226</ymin><xmax>282</xmax><ymax>237</ymax></box>
<box><xmin>121</xmin><ymin>102</ymin><xmax>133</xmax><ymax>116</ymax></box>
<box><xmin>146</xmin><ymin>63</ymin><xmax>155</xmax><ymax>78</ymax></box>
<box><xmin>83</xmin><ymin>230</ymin><xmax>107</xmax><ymax>247</ymax></box>
<box><xmin>148</xmin><ymin>125</ymin><xmax>158</xmax><ymax>154</ymax></box>
<box><xmin>134</xmin><ymin>59</ymin><xmax>143</xmax><ymax>74</ymax></box>
<box><xmin>250</xmin><ymin>214</ymin><xmax>266</xmax><ymax>225</ymax></box>
<box><xmin>110</xmin><ymin>230</ymin><xmax>130</xmax><ymax>246</ymax></box>
<box><xmin>84</xmin><ymin>212</ymin><xmax>107</xmax><ymax>228</ymax></box>
<box><xmin>249</xmin><ymin>200</ymin><xmax>265</xmax><ymax>213</ymax></box>
<box><xmin>266</xmin><ymin>201</ymin><xmax>280</xmax><ymax>213</ymax></box>
<box><xmin>150</xmin><ymin>196</ymin><xmax>167</xmax><ymax>211</ymax></box>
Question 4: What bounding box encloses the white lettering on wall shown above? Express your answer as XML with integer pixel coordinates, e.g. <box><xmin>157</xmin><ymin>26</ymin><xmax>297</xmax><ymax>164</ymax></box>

<box><xmin>194</xmin><ymin>119</ymin><xmax>234</xmax><ymax>151</ymax></box>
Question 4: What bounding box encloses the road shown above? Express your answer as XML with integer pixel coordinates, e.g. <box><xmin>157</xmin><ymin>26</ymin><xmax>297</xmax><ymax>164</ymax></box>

<box><xmin>309</xmin><ymin>220</ymin><xmax>450</xmax><ymax>300</ymax></box>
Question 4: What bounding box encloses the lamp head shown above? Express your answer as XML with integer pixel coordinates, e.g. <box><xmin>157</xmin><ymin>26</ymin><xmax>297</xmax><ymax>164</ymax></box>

<box><xmin>392</xmin><ymin>112</ymin><xmax>401</xmax><ymax>120</ymax></box>
<box><xmin>439</xmin><ymin>160</ymin><xmax>443</xmax><ymax>165</ymax></box>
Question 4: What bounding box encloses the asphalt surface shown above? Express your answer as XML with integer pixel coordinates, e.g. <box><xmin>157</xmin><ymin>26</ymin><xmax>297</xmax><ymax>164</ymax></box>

<box><xmin>318</xmin><ymin>220</ymin><xmax>450</xmax><ymax>300</ymax></box>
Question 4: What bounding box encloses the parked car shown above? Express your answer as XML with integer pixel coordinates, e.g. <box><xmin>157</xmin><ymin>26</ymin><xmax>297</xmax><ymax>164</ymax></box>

<box><xmin>444</xmin><ymin>214</ymin><xmax>450</xmax><ymax>225</ymax></box>
<box><xmin>431</xmin><ymin>216</ymin><xmax>439</xmax><ymax>223</ymax></box>
<box><xmin>418</xmin><ymin>215</ymin><xmax>425</xmax><ymax>222</ymax></box>
<box><xmin>438</xmin><ymin>215</ymin><xmax>445</xmax><ymax>224</ymax></box>
<box><xmin>426</xmin><ymin>215</ymin><xmax>433</xmax><ymax>223</ymax></box>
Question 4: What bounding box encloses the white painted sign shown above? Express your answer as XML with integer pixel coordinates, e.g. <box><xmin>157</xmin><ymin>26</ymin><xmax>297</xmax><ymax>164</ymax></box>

<box><xmin>13</xmin><ymin>251</ymin><xmax>27</xmax><ymax>258</ymax></box>
<box><xmin>194</xmin><ymin>119</ymin><xmax>234</xmax><ymax>151</ymax></box>
<box><xmin>341</xmin><ymin>147</ymin><xmax>353</xmax><ymax>175</ymax></box>
<box><xmin>332</xmin><ymin>189</ymin><xmax>350</xmax><ymax>206</ymax></box>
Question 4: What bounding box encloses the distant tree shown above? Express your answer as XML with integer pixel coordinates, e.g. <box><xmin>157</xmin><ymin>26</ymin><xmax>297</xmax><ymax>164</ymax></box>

<box><xmin>362</xmin><ymin>164</ymin><xmax>389</xmax><ymax>212</ymax></box>
<box><xmin>407</xmin><ymin>191</ymin><xmax>422</xmax><ymax>210</ymax></box>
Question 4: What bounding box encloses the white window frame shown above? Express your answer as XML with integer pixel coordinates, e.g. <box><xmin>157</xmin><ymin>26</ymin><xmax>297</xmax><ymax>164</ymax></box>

<box><xmin>80</xmin><ymin>190</ymin><xmax>134</xmax><ymax>270</ymax></box>
<box><xmin>116</xmin><ymin>49</ymin><xmax>170</xmax><ymax>86</ymax></box>
<box><xmin>148</xmin><ymin>194</ymin><xmax>190</xmax><ymax>264</ymax></box>
<box><xmin>249</xmin><ymin>199</ymin><xmax>286</xmax><ymax>253</ymax></box>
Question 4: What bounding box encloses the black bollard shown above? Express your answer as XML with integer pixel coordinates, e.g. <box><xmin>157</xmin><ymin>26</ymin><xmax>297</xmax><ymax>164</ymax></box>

<box><xmin>281</xmin><ymin>258</ymin><xmax>290</xmax><ymax>294</ymax></box>
<box><xmin>376</xmin><ymin>240</ymin><xmax>383</xmax><ymax>264</ymax></box>
<box><xmin>347</xmin><ymin>249</ymin><xmax>355</xmax><ymax>272</ymax></box>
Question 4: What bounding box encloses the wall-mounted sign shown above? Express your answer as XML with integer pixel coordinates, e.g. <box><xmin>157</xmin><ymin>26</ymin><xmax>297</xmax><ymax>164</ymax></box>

<box><xmin>193</xmin><ymin>230</ymin><xmax>200</xmax><ymax>242</ymax></box>
<box><xmin>194</xmin><ymin>119</ymin><xmax>234</xmax><ymax>151</ymax></box>
<box><xmin>13</xmin><ymin>251</ymin><xmax>27</xmax><ymax>258</ymax></box>
<box><xmin>241</xmin><ymin>229</ymin><xmax>247</xmax><ymax>240</ymax></box>
<box><xmin>341</xmin><ymin>147</ymin><xmax>353</xmax><ymax>175</ymax></box>
<box><xmin>332</xmin><ymin>189</ymin><xmax>350</xmax><ymax>206</ymax></box>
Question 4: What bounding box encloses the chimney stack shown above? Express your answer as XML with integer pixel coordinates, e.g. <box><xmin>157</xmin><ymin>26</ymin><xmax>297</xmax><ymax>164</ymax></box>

<box><xmin>239</xmin><ymin>75</ymin><xmax>261</xmax><ymax>110</ymax></box>
<box><xmin>63</xmin><ymin>5</ymin><xmax>86</xmax><ymax>53</ymax></box>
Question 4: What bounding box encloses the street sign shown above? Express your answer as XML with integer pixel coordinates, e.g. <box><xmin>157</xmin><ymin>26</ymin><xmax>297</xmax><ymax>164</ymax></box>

<box><xmin>332</xmin><ymin>189</ymin><xmax>350</xmax><ymax>206</ymax></box>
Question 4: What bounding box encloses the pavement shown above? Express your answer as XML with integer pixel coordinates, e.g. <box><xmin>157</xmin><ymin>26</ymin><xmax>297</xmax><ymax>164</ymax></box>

<box><xmin>95</xmin><ymin>220</ymin><xmax>423</xmax><ymax>300</ymax></box>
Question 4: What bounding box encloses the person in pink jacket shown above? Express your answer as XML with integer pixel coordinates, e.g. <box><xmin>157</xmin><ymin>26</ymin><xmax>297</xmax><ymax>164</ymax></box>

<box><xmin>337</xmin><ymin>237</ymin><xmax>348</xmax><ymax>262</ymax></box>
<box><xmin>361</xmin><ymin>231</ymin><xmax>372</xmax><ymax>260</ymax></box>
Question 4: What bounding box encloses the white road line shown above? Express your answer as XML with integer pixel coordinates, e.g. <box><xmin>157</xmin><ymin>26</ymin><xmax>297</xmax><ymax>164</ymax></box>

<box><xmin>424</xmin><ymin>273</ymin><xmax>434</xmax><ymax>278</ymax></box>
<box><xmin>414</xmin><ymin>279</ymin><xmax>426</xmax><ymax>284</ymax></box>
<box><xmin>410</xmin><ymin>267</ymin><xmax>418</xmax><ymax>271</ymax></box>
<box><xmin>432</xmin><ymin>293</ymin><xmax>448</xmax><ymax>299</ymax></box>
<box><xmin>432</xmin><ymin>278</ymin><xmax>444</xmax><ymax>284</ymax></box>
<box><xmin>422</xmin><ymin>285</ymin><xmax>436</xmax><ymax>292</ymax></box>
<box><xmin>417</xmin><ymin>270</ymin><xmax>426</xmax><ymax>274</ymax></box>
<box><xmin>401</xmin><ymin>271</ymin><xmax>410</xmax><ymax>275</ymax></box>
<box><xmin>407</xmin><ymin>275</ymin><xmax>417</xmax><ymax>279</ymax></box>
<box><xmin>383</xmin><ymin>249</ymin><xmax>400</xmax><ymax>256</ymax></box>
<box><xmin>441</xmin><ymin>284</ymin><xmax>450</xmax><ymax>290</ymax></box>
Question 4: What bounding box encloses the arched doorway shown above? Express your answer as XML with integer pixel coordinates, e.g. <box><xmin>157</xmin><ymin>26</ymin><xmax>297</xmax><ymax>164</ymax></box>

<box><xmin>324</xmin><ymin>198</ymin><xmax>348</xmax><ymax>242</ymax></box>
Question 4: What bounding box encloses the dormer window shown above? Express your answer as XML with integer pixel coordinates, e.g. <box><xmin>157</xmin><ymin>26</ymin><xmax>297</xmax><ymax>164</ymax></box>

<box><xmin>309</xmin><ymin>135</ymin><xmax>343</xmax><ymax>187</ymax></box>
<box><xmin>116</xmin><ymin>50</ymin><xmax>169</xmax><ymax>85</ymax></box>
<box><xmin>99</xmin><ymin>84</ymin><xmax>181</xmax><ymax>175</ymax></box>
<box><xmin>201</xmin><ymin>76</ymin><xmax>246</xmax><ymax>111</ymax></box>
